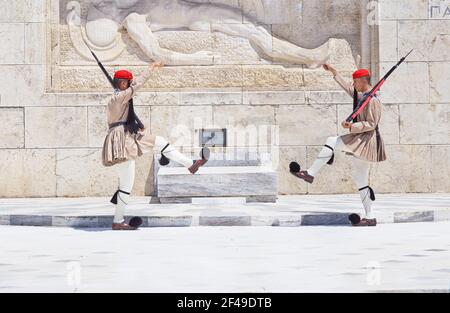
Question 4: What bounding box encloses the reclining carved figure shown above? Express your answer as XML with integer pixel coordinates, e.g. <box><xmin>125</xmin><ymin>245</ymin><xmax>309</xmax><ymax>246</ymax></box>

<box><xmin>66</xmin><ymin>0</ymin><xmax>330</xmax><ymax>68</ymax></box>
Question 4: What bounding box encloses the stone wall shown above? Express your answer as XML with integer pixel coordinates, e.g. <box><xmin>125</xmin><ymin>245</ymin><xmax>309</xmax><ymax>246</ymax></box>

<box><xmin>372</xmin><ymin>0</ymin><xmax>450</xmax><ymax>194</ymax></box>
<box><xmin>0</xmin><ymin>0</ymin><xmax>449</xmax><ymax>198</ymax></box>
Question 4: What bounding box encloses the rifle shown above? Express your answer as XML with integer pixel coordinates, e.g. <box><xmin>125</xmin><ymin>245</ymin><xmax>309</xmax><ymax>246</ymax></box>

<box><xmin>90</xmin><ymin>49</ymin><xmax>144</xmax><ymax>132</ymax></box>
<box><xmin>90</xmin><ymin>49</ymin><xmax>115</xmax><ymax>88</ymax></box>
<box><xmin>346</xmin><ymin>49</ymin><xmax>413</xmax><ymax>122</ymax></box>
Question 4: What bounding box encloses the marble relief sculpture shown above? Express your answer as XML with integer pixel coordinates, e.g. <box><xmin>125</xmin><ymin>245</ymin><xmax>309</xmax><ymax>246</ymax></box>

<box><xmin>66</xmin><ymin>0</ymin><xmax>331</xmax><ymax>68</ymax></box>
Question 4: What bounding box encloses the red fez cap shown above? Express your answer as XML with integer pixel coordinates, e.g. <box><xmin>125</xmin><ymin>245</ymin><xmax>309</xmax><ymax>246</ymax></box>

<box><xmin>352</xmin><ymin>69</ymin><xmax>370</xmax><ymax>79</ymax></box>
<box><xmin>114</xmin><ymin>70</ymin><xmax>133</xmax><ymax>80</ymax></box>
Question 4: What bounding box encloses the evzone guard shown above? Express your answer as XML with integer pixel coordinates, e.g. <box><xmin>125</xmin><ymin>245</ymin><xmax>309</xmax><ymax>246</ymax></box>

<box><xmin>290</xmin><ymin>65</ymin><xmax>386</xmax><ymax>227</ymax></box>
<box><xmin>102</xmin><ymin>62</ymin><xmax>209</xmax><ymax>230</ymax></box>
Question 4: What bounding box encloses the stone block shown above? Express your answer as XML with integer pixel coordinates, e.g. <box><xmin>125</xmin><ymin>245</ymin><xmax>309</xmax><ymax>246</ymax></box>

<box><xmin>137</xmin><ymin>92</ymin><xmax>180</xmax><ymax>106</ymax></box>
<box><xmin>378</xmin><ymin>62</ymin><xmax>429</xmax><ymax>104</ymax></box>
<box><xmin>399</xmin><ymin>103</ymin><xmax>450</xmax><ymax>144</ymax></box>
<box><xmin>179</xmin><ymin>91</ymin><xmax>242</xmax><ymax>105</ymax></box>
<box><xmin>0</xmin><ymin>23</ymin><xmax>24</xmax><ymax>64</ymax></box>
<box><xmin>243</xmin><ymin>91</ymin><xmax>306</xmax><ymax>105</ymax></box>
<box><xmin>52</xmin><ymin>216</ymin><xmax>98</xmax><ymax>228</ymax></box>
<box><xmin>379</xmin><ymin>20</ymin><xmax>398</xmax><ymax>62</ymax></box>
<box><xmin>276</xmin><ymin>216</ymin><xmax>303</xmax><ymax>227</ymax></box>
<box><xmin>0</xmin><ymin>108</ymin><xmax>24</xmax><ymax>148</ymax></box>
<box><xmin>398</xmin><ymin>20</ymin><xmax>450</xmax><ymax>62</ymax></box>
<box><xmin>56</xmin><ymin>149</ymin><xmax>117</xmax><ymax>197</ymax></box>
<box><xmin>147</xmin><ymin>216</ymin><xmax>192</xmax><ymax>227</ymax></box>
<box><xmin>25</xmin><ymin>22</ymin><xmax>45</xmax><ymax>64</ymax></box>
<box><xmin>431</xmin><ymin>146</ymin><xmax>450</xmax><ymax>192</ymax></box>
<box><xmin>430</xmin><ymin>62</ymin><xmax>450</xmax><ymax>103</ymax></box>
<box><xmin>9</xmin><ymin>215</ymin><xmax>52</xmax><ymax>226</ymax></box>
<box><xmin>370</xmin><ymin>145</ymin><xmax>432</xmax><ymax>193</ymax></box>
<box><xmin>0</xmin><ymin>65</ymin><xmax>50</xmax><ymax>107</ymax></box>
<box><xmin>0</xmin><ymin>149</ymin><xmax>56</xmax><ymax>197</ymax></box>
<box><xmin>55</xmin><ymin>148</ymin><xmax>154</xmax><ymax>197</ymax></box>
<box><xmin>213</xmin><ymin>105</ymin><xmax>275</xmax><ymax>147</ymax></box>
<box><xmin>306</xmin><ymin>91</ymin><xmax>351</xmax><ymax>105</ymax></box>
<box><xmin>434</xmin><ymin>209</ymin><xmax>450</xmax><ymax>222</ymax></box>
<box><xmin>145</xmin><ymin>65</ymin><xmax>244</xmax><ymax>90</ymax></box>
<box><xmin>157</xmin><ymin>166</ymin><xmax>277</xmax><ymax>199</ymax></box>
<box><xmin>159</xmin><ymin>197</ymin><xmax>192</xmax><ymax>204</ymax></box>
<box><xmin>0</xmin><ymin>0</ymin><xmax>45</xmax><ymax>23</ymax></box>
<box><xmin>0</xmin><ymin>215</ymin><xmax>10</xmax><ymax>225</ymax></box>
<box><xmin>87</xmin><ymin>106</ymin><xmax>107</xmax><ymax>148</ymax></box>
<box><xmin>25</xmin><ymin>106</ymin><xmax>88</xmax><ymax>148</ymax></box>
<box><xmin>246</xmin><ymin>195</ymin><xmax>277</xmax><ymax>203</ymax></box>
<box><xmin>379</xmin><ymin>0</ymin><xmax>429</xmax><ymax>20</ymax></box>
<box><xmin>150</xmin><ymin>105</ymin><xmax>213</xmax><ymax>147</ymax></box>
<box><xmin>276</xmin><ymin>105</ymin><xmax>337</xmax><ymax>146</ymax></box>
<box><xmin>301</xmin><ymin>213</ymin><xmax>350</xmax><ymax>226</ymax></box>
<box><xmin>242</xmin><ymin>65</ymin><xmax>304</xmax><ymax>90</ymax></box>
<box><xmin>199</xmin><ymin>216</ymin><xmax>251</xmax><ymax>226</ymax></box>
<box><xmin>56</xmin><ymin>93</ymin><xmax>110</xmax><ymax>107</ymax></box>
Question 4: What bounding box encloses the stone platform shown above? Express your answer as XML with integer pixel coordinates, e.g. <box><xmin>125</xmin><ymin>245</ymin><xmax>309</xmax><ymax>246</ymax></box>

<box><xmin>156</xmin><ymin>166</ymin><xmax>278</xmax><ymax>204</ymax></box>
<box><xmin>0</xmin><ymin>194</ymin><xmax>449</xmax><ymax>228</ymax></box>
<box><xmin>154</xmin><ymin>154</ymin><xmax>278</xmax><ymax>204</ymax></box>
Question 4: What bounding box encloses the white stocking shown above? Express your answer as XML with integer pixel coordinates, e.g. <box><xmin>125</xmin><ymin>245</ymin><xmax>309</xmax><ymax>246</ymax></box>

<box><xmin>307</xmin><ymin>136</ymin><xmax>345</xmax><ymax>177</ymax></box>
<box><xmin>352</xmin><ymin>157</ymin><xmax>374</xmax><ymax>219</ymax></box>
<box><xmin>113</xmin><ymin>159</ymin><xmax>135</xmax><ymax>224</ymax></box>
<box><xmin>154</xmin><ymin>136</ymin><xmax>193</xmax><ymax>168</ymax></box>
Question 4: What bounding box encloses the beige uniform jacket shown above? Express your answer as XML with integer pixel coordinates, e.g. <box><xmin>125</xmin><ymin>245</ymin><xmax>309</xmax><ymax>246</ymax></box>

<box><xmin>102</xmin><ymin>68</ymin><xmax>155</xmax><ymax>167</ymax></box>
<box><xmin>334</xmin><ymin>74</ymin><xmax>387</xmax><ymax>162</ymax></box>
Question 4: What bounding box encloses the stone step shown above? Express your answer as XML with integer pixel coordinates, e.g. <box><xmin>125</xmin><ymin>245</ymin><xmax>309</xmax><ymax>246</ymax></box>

<box><xmin>156</xmin><ymin>166</ymin><xmax>278</xmax><ymax>202</ymax></box>
<box><xmin>1</xmin><ymin>209</ymin><xmax>449</xmax><ymax>228</ymax></box>
<box><xmin>1</xmin><ymin>194</ymin><xmax>449</xmax><ymax>228</ymax></box>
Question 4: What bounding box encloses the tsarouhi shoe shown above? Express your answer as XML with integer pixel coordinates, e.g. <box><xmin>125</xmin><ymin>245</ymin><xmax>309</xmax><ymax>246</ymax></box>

<box><xmin>189</xmin><ymin>159</ymin><xmax>207</xmax><ymax>174</ymax></box>
<box><xmin>112</xmin><ymin>223</ymin><xmax>137</xmax><ymax>230</ymax></box>
<box><xmin>353</xmin><ymin>218</ymin><xmax>377</xmax><ymax>227</ymax></box>
<box><xmin>188</xmin><ymin>147</ymin><xmax>210</xmax><ymax>174</ymax></box>
<box><xmin>292</xmin><ymin>170</ymin><xmax>314</xmax><ymax>184</ymax></box>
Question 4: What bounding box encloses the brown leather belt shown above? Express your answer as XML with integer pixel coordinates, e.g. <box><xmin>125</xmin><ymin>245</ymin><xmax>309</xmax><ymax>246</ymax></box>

<box><xmin>109</xmin><ymin>122</ymin><xmax>127</xmax><ymax>129</ymax></box>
